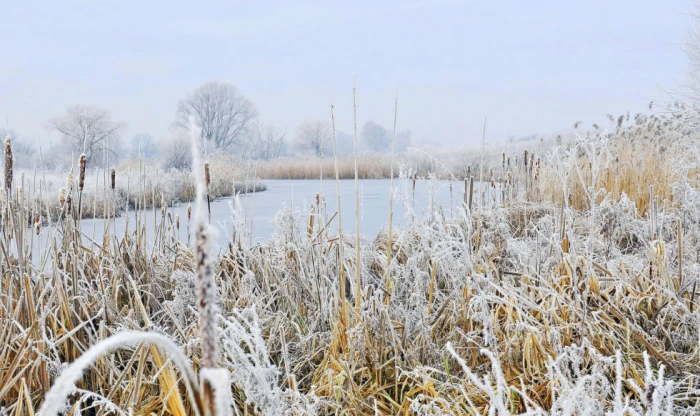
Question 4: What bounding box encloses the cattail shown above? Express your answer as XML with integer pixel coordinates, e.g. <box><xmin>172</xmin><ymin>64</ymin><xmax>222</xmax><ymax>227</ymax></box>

<box><xmin>507</xmin><ymin>156</ymin><xmax>511</xmax><ymax>167</ymax></box>
<box><xmin>4</xmin><ymin>134</ymin><xmax>12</xmax><ymax>192</ymax></box>
<box><xmin>66</xmin><ymin>193</ymin><xmax>72</xmax><ymax>215</ymax></box>
<box><xmin>110</xmin><ymin>168</ymin><xmax>116</xmax><ymax>190</ymax></box>
<box><xmin>187</xmin><ymin>203</ymin><xmax>192</xmax><ymax>222</ymax></box>
<box><xmin>78</xmin><ymin>154</ymin><xmax>86</xmax><ymax>192</ymax></box>
<box><xmin>59</xmin><ymin>188</ymin><xmax>66</xmax><ymax>206</ymax></box>
<box><xmin>502</xmin><ymin>152</ymin><xmax>505</xmax><ymax>167</ymax></box>
<box><xmin>506</xmin><ymin>171</ymin><xmax>512</xmax><ymax>185</ymax></box>
<box><xmin>17</xmin><ymin>187</ymin><xmax>23</xmax><ymax>205</ymax></box>
<box><xmin>524</xmin><ymin>150</ymin><xmax>529</xmax><ymax>169</ymax></box>
<box><xmin>204</xmin><ymin>162</ymin><xmax>211</xmax><ymax>187</ymax></box>
<box><xmin>176</xmin><ymin>213</ymin><xmax>180</xmax><ymax>230</ymax></box>
<box><xmin>34</xmin><ymin>216</ymin><xmax>40</xmax><ymax>235</ymax></box>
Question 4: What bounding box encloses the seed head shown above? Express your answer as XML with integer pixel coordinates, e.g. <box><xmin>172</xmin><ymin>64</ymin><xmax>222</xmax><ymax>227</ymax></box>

<box><xmin>59</xmin><ymin>188</ymin><xmax>66</xmax><ymax>205</ymax></box>
<box><xmin>204</xmin><ymin>162</ymin><xmax>211</xmax><ymax>187</ymax></box>
<box><xmin>110</xmin><ymin>168</ymin><xmax>116</xmax><ymax>191</ymax></box>
<box><xmin>187</xmin><ymin>203</ymin><xmax>192</xmax><ymax>222</ymax></box>
<box><xmin>4</xmin><ymin>134</ymin><xmax>13</xmax><ymax>192</ymax></box>
<box><xmin>78</xmin><ymin>154</ymin><xmax>86</xmax><ymax>192</ymax></box>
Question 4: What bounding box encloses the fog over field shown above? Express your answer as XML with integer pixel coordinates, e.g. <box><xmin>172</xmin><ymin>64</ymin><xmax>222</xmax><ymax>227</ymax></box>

<box><xmin>2</xmin><ymin>1</ymin><xmax>700</xmax><ymax>415</ymax></box>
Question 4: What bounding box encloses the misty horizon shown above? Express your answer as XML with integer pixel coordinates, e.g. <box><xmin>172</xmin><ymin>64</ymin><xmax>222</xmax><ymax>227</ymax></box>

<box><xmin>0</xmin><ymin>0</ymin><xmax>694</xmax><ymax>149</ymax></box>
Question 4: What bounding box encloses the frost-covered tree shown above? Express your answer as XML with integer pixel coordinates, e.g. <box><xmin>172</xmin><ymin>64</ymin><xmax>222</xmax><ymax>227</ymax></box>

<box><xmin>128</xmin><ymin>133</ymin><xmax>159</xmax><ymax>159</ymax></box>
<box><xmin>161</xmin><ymin>134</ymin><xmax>192</xmax><ymax>170</ymax></box>
<box><xmin>361</xmin><ymin>121</ymin><xmax>411</xmax><ymax>153</ymax></box>
<box><xmin>361</xmin><ymin>121</ymin><xmax>390</xmax><ymax>153</ymax></box>
<box><xmin>293</xmin><ymin>121</ymin><xmax>331</xmax><ymax>157</ymax></box>
<box><xmin>48</xmin><ymin>105</ymin><xmax>124</xmax><ymax>163</ymax></box>
<box><xmin>244</xmin><ymin>120</ymin><xmax>287</xmax><ymax>160</ymax></box>
<box><xmin>174</xmin><ymin>81</ymin><xmax>258</xmax><ymax>152</ymax></box>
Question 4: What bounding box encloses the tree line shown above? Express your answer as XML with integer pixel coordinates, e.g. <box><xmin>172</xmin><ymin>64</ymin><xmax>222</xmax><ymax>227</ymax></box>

<box><xmin>3</xmin><ymin>81</ymin><xmax>411</xmax><ymax>170</ymax></box>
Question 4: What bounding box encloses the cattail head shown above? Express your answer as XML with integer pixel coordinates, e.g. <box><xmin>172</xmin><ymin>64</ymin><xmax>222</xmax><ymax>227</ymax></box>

<box><xmin>17</xmin><ymin>186</ymin><xmax>23</xmax><ymax>205</ymax></box>
<box><xmin>4</xmin><ymin>134</ymin><xmax>12</xmax><ymax>192</ymax></box>
<box><xmin>66</xmin><ymin>193</ymin><xmax>72</xmax><ymax>215</ymax></box>
<box><xmin>59</xmin><ymin>188</ymin><xmax>66</xmax><ymax>206</ymax></box>
<box><xmin>176</xmin><ymin>213</ymin><xmax>180</xmax><ymax>230</ymax></box>
<box><xmin>507</xmin><ymin>156</ymin><xmax>511</xmax><ymax>167</ymax></box>
<box><xmin>34</xmin><ymin>216</ymin><xmax>40</xmax><ymax>235</ymax></box>
<box><xmin>187</xmin><ymin>203</ymin><xmax>192</xmax><ymax>222</ymax></box>
<box><xmin>204</xmin><ymin>162</ymin><xmax>211</xmax><ymax>187</ymax></box>
<box><xmin>110</xmin><ymin>168</ymin><xmax>116</xmax><ymax>191</ymax></box>
<box><xmin>506</xmin><ymin>171</ymin><xmax>512</xmax><ymax>184</ymax></box>
<box><xmin>67</xmin><ymin>169</ymin><xmax>74</xmax><ymax>188</ymax></box>
<box><xmin>524</xmin><ymin>150</ymin><xmax>529</xmax><ymax>168</ymax></box>
<box><xmin>502</xmin><ymin>152</ymin><xmax>505</xmax><ymax>167</ymax></box>
<box><xmin>78</xmin><ymin>154</ymin><xmax>86</xmax><ymax>192</ymax></box>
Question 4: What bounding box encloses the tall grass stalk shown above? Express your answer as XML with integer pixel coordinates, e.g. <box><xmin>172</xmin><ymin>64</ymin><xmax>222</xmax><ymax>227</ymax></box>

<box><xmin>330</xmin><ymin>101</ymin><xmax>348</xmax><ymax>348</ymax></box>
<box><xmin>385</xmin><ymin>91</ymin><xmax>398</xmax><ymax>304</ymax></box>
<box><xmin>352</xmin><ymin>79</ymin><xmax>361</xmax><ymax>313</ymax></box>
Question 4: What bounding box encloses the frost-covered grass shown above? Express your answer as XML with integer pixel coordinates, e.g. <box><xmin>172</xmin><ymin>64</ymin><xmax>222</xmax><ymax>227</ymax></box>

<box><xmin>1</xmin><ymin>109</ymin><xmax>700</xmax><ymax>415</ymax></box>
<box><xmin>6</xmin><ymin>154</ymin><xmax>266</xmax><ymax>222</ymax></box>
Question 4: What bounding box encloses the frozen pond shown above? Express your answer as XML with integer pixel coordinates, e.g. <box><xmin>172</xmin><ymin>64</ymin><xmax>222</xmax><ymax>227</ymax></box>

<box><xmin>36</xmin><ymin>178</ymin><xmax>485</xmax><ymax>252</ymax></box>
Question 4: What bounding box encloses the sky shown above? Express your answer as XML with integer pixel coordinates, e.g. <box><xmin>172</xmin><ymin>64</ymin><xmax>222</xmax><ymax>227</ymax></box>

<box><xmin>0</xmin><ymin>0</ymin><xmax>695</xmax><ymax>149</ymax></box>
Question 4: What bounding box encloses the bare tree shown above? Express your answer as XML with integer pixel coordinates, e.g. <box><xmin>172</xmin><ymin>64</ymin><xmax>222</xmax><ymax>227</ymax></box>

<box><xmin>129</xmin><ymin>133</ymin><xmax>159</xmax><ymax>159</ymax></box>
<box><xmin>245</xmin><ymin>120</ymin><xmax>287</xmax><ymax>160</ymax></box>
<box><xmin>294</xmin><ymin>121</ymin><xmax>331</xmax><ymax>157</ymax></box>
<box><xmin>48</xmin><ymin>105</ymin><xmax>124</xmax><ymax>163</ymax></box>
<box><xmin>161</xmin><ymin>134</ymin><xmax>192</xmax><ymax>170</ymax></box>
<box><xmin>175</xmin><ymin>82</ymin><xmax>257</xmax><ymax>152</ymax></box>
<box><xmin>361</xmin><ymin>121</ymin><xmax>391</xmax><ymax>153</ymax></box>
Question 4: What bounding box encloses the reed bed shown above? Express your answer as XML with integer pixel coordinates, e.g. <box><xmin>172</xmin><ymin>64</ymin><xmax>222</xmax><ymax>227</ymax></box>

<box><xmin>0</xmin><ymin>108</ymin><xmax>700</xmax><ymax>415</ymax></box>
<box><xmin>11</xmin><ymin>155</ymin><xmax>266</xmax><ymax>222</ymax></box>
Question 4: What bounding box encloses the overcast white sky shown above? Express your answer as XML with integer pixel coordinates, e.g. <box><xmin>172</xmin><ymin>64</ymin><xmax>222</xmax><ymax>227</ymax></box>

<box><xmin>0</xmin><ymin>0</ymin><xmax>694</xmax><ymax>148</ymax></box>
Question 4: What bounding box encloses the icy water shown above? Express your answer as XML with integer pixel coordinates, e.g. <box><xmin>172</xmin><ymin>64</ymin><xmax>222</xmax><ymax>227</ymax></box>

<box><xmin>36</xmin><ymin>178</ymin><xmax>484</xmax><ymax>252</ymax></box>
